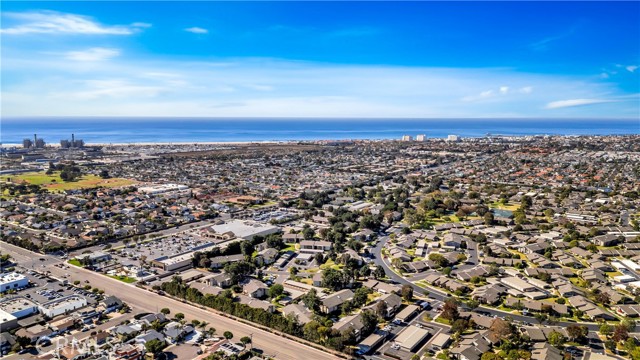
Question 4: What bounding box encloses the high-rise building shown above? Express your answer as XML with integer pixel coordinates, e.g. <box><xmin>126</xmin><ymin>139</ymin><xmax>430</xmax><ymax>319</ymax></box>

<box><xmin>60</xmin><ymin>140</ymin><xmax>71</xmax><ymax>148</ymax></box>
<box><xmin>22</xmin><ymin>139</ymin><xmax>33</xmax><ymax>149</ymax></box>
<box><xmin>447</xmin><ymin>135</ymin><xmax>459</xmax><ymax>142</ymax></box>
<box><xmin>401</xmin><ymin>135</ymin><xmax>413</xmax><ymax>141</ymax></box>
<box><xmin>35</xmin><ymin>138</ymin><xmax>46</xmax><ymax>148</ymax></box>
<box><xmin>416</xmin><ymin>134</ymin><xmax>427</xmax><ymax>142</ymax></box>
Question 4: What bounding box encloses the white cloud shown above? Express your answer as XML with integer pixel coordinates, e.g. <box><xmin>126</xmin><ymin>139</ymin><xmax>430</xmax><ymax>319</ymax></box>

<box><xmin>2</xmin><ymin>54</ymin><xmax>637</xmax><ymax>117</ymax></box>
<box><xmin>544</xmin><ymin>98</ymin><xmax>615</xmax><ymax>109</ymax></box>
<box><xmin>64</xmin><ymin>47</ymin><xmax>120</xmax><ymax>61</ymax></box>
<box><xmin>626</xmin><ymin>65</ymin><xmax>638</xmax><ymax>73</ymax></box>
<box><xmin>519</xmin><ymin>86</ymin><xmax>533</xmax><ymax>94</ymax></box>
<box><xmin>185</xmin><ymin>27</ymin><xmax>208</xmax><ymax>34</ymax></box>
<box><xmin>1</xmin><ymin>11</ymin><xmax>148</xmax><ymax>35</ymax></box>
<box><xmin>600</xmin><ymin>73</ymin><xmax>610</xmax><ymax>79</ymax></box>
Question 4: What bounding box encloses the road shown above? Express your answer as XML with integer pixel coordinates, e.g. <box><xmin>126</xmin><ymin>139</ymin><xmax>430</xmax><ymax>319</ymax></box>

<box><xmin>1</xmin><ymin>242</ymin><xmax>339</xmax><ymax>360</ymax></box>
<box><xmin>371</xmin><ymin>236</ymin><xmax>607</xmax><ymax>332</ymax></box>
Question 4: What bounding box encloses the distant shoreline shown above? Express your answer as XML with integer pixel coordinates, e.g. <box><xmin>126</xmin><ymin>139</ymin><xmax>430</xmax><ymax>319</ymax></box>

<box><xmin>2</xmin><ymin>133</ymin><xmax>638</xmax><ymax>149</ymax></box>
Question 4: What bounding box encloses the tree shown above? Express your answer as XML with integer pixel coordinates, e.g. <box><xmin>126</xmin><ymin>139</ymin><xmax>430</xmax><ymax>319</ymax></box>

<box><xmin>302</xmin><ymin>288</ymin><xmax>320</xmax><ymax>312</ymax></box>
<box><xmin>483</xmin><ymin>212</ymin><xmax>494</xmax><ymax>225</ymax></box>
<box><xmin>466</xmin><ymin>299</ymin><xmax>480</xmax><ymax>310</ymax></box>
<box><xmin>99</xmin><ymin>169</ymin><xmax>110</xmax><ymax>179</ymax></box>
<box><xmin>374</xmin><ymin>266</ymin><xmax>386</xmax><ymax>279</ymax></box>
<box><xmin>566</xmin><ymin>325</ymin><xmax>588</xmax><ymax>342</ymax></box>
<box><xmin>547</xmin><ymin>330</ymin><xmax>565</xmax><ymax>347</ymax></box>
<box><xmin>401</xmin><ymin>285</ymin><xmax>413</xmax><ymax>301</ymax></box>
<box><xmin>451</xmin><ymin>319</ymin><xmax>472</xmax><ymax>334</ymax></box>
<box><xmin>174</xmin><ymin>313</ymin><xmax>185</xmax><ymax>321</ymax></box>
<box><xmin>145</xmin><ymin>339</ymin><xmax>166</xmax><ymax>355</ymax></box>
<box><xmin>223</xmin><ymin>331</ymin><xmax>234</xmax><ymax>340</ymax></box>
<box><xmin>375</xmin><ymin>300</ymin><xmax>388</xmax><ymax>319</ymax></box>
<box><xmin>613</xmin><ymin>323</ymin><xmax>629</xmax><ymax>343</ymax></box>
<box><xmin>322</xmin><ymin>268</ymin><xmax>348</xmax><ymax>291</ymax></box>
<box><xmin>599</xmin><ymin>323</ymin><xmax>612</xmax><ymax>337</ymax></box>
<box><xmin>441</xmin><ymin>298</ymin><xmax>459</xmax><ymax>322</ymax></box>
<box><xmin>268</xmin><ymin>283</ymin><xmax>284</xmax><ymax>299</ymax></box>
<box><xmin>481</xmin><ymin>353</ymin><xmax>502</xmax><ymax>360</ymax></box>
<box><xmin>534</xmin><ymin>313</ymin><xmax>548</xmax><ymax>325</ymax></box>
<box><xmin>160</xmin><ymin>308</ymin><xmax>171</xmax><ymax>315</ymax></box>
<box><xmin>240</xmin><ymin>336</ymin><xmax>252</xmax><ymax>347</ymax></box>
<box><xmin>428</xmin><ymin>253</ymin><xmax>449</xmax><ymax>268</ymax></box>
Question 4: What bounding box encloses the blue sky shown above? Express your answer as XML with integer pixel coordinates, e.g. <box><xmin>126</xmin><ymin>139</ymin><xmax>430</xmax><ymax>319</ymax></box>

<box><xmin>2</xmin><ymin>1</ymin><xmax>639</xmax><ymax>118</ymax></box>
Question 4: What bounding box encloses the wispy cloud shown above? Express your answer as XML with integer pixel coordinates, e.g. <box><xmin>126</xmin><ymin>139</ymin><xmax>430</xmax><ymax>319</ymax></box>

<box><xmin>64</xmin><ymin>47</ymin><xmax>120</xmax><ymax>61</ymax></box>
<box><xmin>185</xmin><ymin>27</ymin><xmax>208</xmax><ymax>34</ymax></box>
<box><xmin>0</xmin><ymin>11</ymin><xmax>148</xmax><ymax>35</ymax></box>
<box><xmin>2</xmin><ymin>54</ymin><xmax>636</xmax><ymax>117</ymax></box>
<box><xmin>545</xmin><ymin>98</ymin><xmax>615</xmax><ymax>109</ymax></box>
<box><xmin>626</xmin><ymin>65</ymin><xmax>638</xmax><ymax>73</ymax></box>
<box><xmin>530</xmin><ymin>26</ymin><xmax>577</xmax><ymax>51</ymax></box>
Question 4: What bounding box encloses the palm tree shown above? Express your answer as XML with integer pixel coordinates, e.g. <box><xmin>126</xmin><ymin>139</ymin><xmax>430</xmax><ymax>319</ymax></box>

<box><xmin>198</xmin><ymin>321</ymin><xmax>209</xmax><ymax>330</ymax></box>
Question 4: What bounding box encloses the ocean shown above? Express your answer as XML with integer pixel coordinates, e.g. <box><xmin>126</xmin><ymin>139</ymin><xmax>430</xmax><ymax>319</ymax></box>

<box><xmin>1</xmin><ymin>118</ymin><xmax>638</xmax><ymax>144</ymax></box>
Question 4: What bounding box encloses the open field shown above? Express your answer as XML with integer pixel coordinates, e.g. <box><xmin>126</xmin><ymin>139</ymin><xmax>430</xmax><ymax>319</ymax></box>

<box><xmin>1</xmin><ymin>172</ymin><xmax>137</xmax><ymax>192</ymax></box>
<box><xmin>488</xmin><ymin>202</ymin><xmax>521</xmax><ymax>211</ymax></box>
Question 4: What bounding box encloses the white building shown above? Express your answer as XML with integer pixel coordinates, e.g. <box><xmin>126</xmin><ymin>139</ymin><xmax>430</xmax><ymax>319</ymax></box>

<box><xmin>401</xmin><ymin>135</ymin><xmax>413</xmax><ymax>142</ymax></box>
<box><xmin>0</xmin><ymin>297</ymin><xmax>38</xmax><ymax>319</ymax></box>
<box><xmin>39</xmin><ymin>295</ymin><xmax>88</xmax><ymax>318</ymax></box>
<box><xmin>447</xmin><ymin>135</ymin><xmax>459</xmax><ymax>142</ymax></box>
<box><xmin>138</xmin><ymin>183</ymin><xmax>190</xmax><ymax>195</ymax></box>
<box><xmin>416</xmin><ymin>134</ymin><xmax>427</xmax><ymax>142</ymax></box>
<box><xmin>206</xmin><ymin>220</ymin><xmax>279</xmax><ymax>241</ymax></box>
<box><xmin>0</xmin><ymin>272</ymin><xmax>29</xmax><ymax>293</ymax></box>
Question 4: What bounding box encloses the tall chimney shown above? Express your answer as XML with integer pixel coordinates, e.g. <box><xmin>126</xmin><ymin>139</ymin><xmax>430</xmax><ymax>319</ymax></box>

<box><xmin>34</xmin><ymin>134</ymin><xmax>37</xmax><ymax>147</ymax></box>
<box><xmin>72</xmin><ymin>133</ymin><xmax>75</xmax><ymax>147</ymax></box>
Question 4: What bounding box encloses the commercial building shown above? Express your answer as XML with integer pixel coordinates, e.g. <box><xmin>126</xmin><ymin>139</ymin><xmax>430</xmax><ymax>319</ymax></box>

<box><xmin>0</xmin><ymin>272</ymin><xmax>29</xmax><ymax>293</ymax></box>
<box><xmin>416</xmin><ymin>134</ymin><xmax>427</xmax><ymax>142</ymax></box>
<box><xmin>447</xmin><ymin>135</ymin><xmax>459</xmax><ymax>142</ymax></box>
<box><xmin>394</xmin><ymin>325</ymin><xmax>431</xmax><ymax>352</ymax></box>
<box><xmin>205</xmin><ymin>220</ymin><xmax>279</xmax><ymax>241</ymax></box>
<box><xmin>401</xmin><ymin>135</ymin><xmax>413</xmax><ymax>142</ymax></box>
<box><xmin>0</xmin><ymin>297</ymin><xmax>38</xmax><ymax>319</ymax></box>
<box><xmin>39</xmin><ymin>295</ymin><xmax>88</xmax><ymax>318</ymax></box>
<box><xmin>138</xmin><ymin>184</ymin><xmax>190</xmax><ymax>195</ymax></box>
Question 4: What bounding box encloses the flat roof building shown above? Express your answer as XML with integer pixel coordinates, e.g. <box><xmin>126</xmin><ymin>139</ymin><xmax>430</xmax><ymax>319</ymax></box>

<box><xmin>0</xmin><ymin>297</ymin><xmax>38</xmax><ymax>319</ymax></box>
<box><xmin>0</xmin><ymin>272</ymin><xmax>29</xmax><ymax>293</ymax></box>
<box><xmin>394</xmin><ymin>325</ymin><xmax>431</xmax><ymax>352</ymax></box>
<box><xmin>39</xmin><ymin>295</ymin><xmax>87</xmax><ymax>318</ymax></box>
<box><xmin>206</xmin><ymin>220</ymin><xmax>279</xmax><ymax>241</ymax></box>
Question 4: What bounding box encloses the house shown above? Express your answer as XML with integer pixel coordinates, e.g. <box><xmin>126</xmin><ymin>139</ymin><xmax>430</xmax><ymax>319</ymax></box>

<box><xmin>163</xmin><ymin>322</ymin><xmax>194</xmax><ymax>343</ymax></box>
<box><xmin>243</xmin><ymin>279</ymin><xmax>268</xmax><ymax>299</ymax></box>
<box><xmin>332</xmin><ymin>313</ymin><xmax>367</xmax><ymax>341</ymax></box>
<box><xmin>592</xmin><ymin>234</ymin><xmax>620</xmax><ymax>247</ymax></box>
<box><xmin>299</xmin><ymin>240</ymin><xmax>332</xmax><ymax>254</ymax></box>
<box><xmin>282</xmin><ymin>304</ymin><xmax>313</xmax><ymax>324</ymax></box>
<box><xmin>100</xmin><ymin>296</ymin><xmax>123</xmax><ymax>313</ymax></box>
<box><xmin>376</xmin><ymin>293</ymin><xmax>403</xmax><ymax>318</ymax></box>
<box><xmin>320</xmin><ymin>289</ymin><xmax>354</xmax><ymax>314</ymax></box>
<box><xmin>0</xmin><ymin>333</ymin><xmax>15</xmax><ymax>356</ymax></box>
<box><xmin>135</xmin><ymin>330</ymin><xmax>165</xmax><ymax>345</ymax></box>
<box><xmin>531</xmin><ymin>342</ymin><xmax>564</xmax><ymax>360</ymax></box>
<box><xmin>206</xmin><ymin>272</ymin><xmax>233</xmax><ymax>288</ymax></box>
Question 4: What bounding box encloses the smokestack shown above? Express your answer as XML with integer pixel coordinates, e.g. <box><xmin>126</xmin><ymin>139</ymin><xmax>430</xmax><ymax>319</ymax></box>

<box><xmin>72</xmin><ymin>133</ymin><xmax>75</xmax><ymax>147</ymax></box>
<box><xmin>34</xmin><ymin>134</ymin><xmax>37</xmax><ymax>148</ymax></box>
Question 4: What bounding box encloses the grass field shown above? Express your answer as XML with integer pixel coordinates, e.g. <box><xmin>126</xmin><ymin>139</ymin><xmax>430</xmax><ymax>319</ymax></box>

<box><xmin>489</xmin><ymin>202</ymin><xmax>521</xmax><ymax>211</ymax></box>
<box><xmin>108</xmin><ymin>275</ymin><xmax>137</xmax><ymax>283</ymax></box>
<box><xmin>1</xmin><ymin>171</ymin><xmax>137</xmax><ymax>193</ymax></box>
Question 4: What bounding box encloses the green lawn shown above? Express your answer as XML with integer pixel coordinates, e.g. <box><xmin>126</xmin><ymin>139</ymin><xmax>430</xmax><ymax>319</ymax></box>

<box><xmin>280</xmin><ymin>243</ymin><xmax>298</xmax><ymax>252</ymax></box>
<box><xmin>489</xmin><ymin>202</ymin><xmax>521</xmax><ymax>211</ymax></box>
<box><xmin>68</xmin><ymin>259</ymin><xmax>82</xmax><ymax>267</ymax></box>
<box><xmin>108</xmin><ymin>275</ymin><xmax>137</xmax><ymax>283</ymax></box>
<box><xmin>1</xmin><ymin>171</ymin><xmax>137</xmax><ymax>192</ymax></box>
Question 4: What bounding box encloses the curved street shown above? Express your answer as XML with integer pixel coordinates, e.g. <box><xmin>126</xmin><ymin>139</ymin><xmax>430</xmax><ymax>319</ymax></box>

<box><xmin>371</xmin><ymin>235</ymin><xmax>607</xmax><ymax>332</ymax></box>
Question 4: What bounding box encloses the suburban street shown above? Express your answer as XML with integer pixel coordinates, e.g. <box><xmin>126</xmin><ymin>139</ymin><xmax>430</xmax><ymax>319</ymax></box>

<box><xmin>1</xmin><ymin>242</ymin><xmax>340</xmax><ymax>360</ymax></box>
<box><xmin>372</xmin><ymin>235</ymin><xmax>608</xmax><ymax>332</ymax></box>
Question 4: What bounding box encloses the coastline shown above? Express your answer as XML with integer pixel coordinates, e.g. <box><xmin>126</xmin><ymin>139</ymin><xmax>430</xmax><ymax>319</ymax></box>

<box><xmin>1</xmin><ymin>133</ymin><xmax>638</xmax><ymax>149</ymax></box>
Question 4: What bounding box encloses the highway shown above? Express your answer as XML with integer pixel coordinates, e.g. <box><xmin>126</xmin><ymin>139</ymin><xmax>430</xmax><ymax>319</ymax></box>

<box><xmin>1</xmin><ymin>242</ymin><xmax>339</xmax><ymax>360</ymax></box>
<box><xmin>371</xmin><ymin>235</ymin><xmax>607</xmax><ymax>332</ymax></box>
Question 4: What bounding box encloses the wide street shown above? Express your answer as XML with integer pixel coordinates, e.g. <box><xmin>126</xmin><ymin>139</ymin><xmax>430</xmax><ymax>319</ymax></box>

<box><xmin>1</xmin><ymin>242</ymin><xmax>339</xmax><ymax>360</ymax></box>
